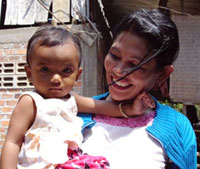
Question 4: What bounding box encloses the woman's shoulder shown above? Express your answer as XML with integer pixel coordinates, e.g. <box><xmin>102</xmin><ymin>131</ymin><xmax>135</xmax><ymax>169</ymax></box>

<box><xmin>152</xmin><ymin>100</ymin><xmax>196</xmax><ymax>142</ymax></box>
<box><xmin>153</xmin><ymin>100</ymin><xmax>197</xmax><ymax>168</ymax></box>
<box><xmin>156</xmin><ymin>100</ymin><xmax>191</xmax><ymax>125</ymax></box>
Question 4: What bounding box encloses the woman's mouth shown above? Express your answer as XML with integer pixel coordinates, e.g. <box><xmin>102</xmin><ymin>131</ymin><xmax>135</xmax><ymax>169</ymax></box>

<box><xmin>112</xmin><ymin>77</ymin><xmax>131</xmax><ymax>88</ymax></box>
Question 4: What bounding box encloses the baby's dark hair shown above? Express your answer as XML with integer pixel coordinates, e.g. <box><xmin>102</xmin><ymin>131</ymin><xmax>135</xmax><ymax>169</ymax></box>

<box><xmin>113</xmin><ymin>9</ymin><xmax>179</xmax><ymax>69</ymax></box>
<box><xmin>27</xmin><ymin>26</ymin><xmax>82</xmax><ymax>67</ymax></box>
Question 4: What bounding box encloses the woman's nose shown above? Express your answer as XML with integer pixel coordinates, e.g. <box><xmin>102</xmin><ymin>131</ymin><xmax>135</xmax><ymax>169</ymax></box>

<box><xmin>113</xmin><ymin>63</ymin><xmax>129</xmax><ymax>76</ymax></box>
<box><xmin>51</xmin><ymin>74</ymin><xmax>62</xmax><ymax>85</ymax></box>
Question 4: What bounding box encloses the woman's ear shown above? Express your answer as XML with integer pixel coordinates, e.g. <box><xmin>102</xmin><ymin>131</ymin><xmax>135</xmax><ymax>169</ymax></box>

<box><xmin>159</xmin><ymin>65</ymin><xmax>174</xmax><ymax>86</ymax></box>
<box><xmin>24</xmin><ymin>64</ymin><xmax>32</xmax><ymax>82</ymax></box>
<box><xmin>156</xmin><ymin>65</ymin><xmax>174</xmax><ymax>97</ymax></box>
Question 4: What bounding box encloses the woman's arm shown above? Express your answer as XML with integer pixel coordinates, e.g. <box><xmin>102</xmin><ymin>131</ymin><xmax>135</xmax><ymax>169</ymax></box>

<box><xmin>73</xmin><ymin>92</ymin><xmax>153</xmax><ymax>117</ymax></box>
<box><xmin>0</xmin><ymin>95</ymin><xmax>36</xmax><ymax>169</ymax></box>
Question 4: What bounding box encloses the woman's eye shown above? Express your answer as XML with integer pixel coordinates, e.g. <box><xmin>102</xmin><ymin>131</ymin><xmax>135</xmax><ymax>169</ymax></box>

<box><xmin>109</xmin><ymin>52</ymin><xmax>120</xmax><ymax>60</ymax></box>
<box><xmin>128</xmin><ymin>63</ymin><xmax>145</xmax><ymax>72</ymax></box>
<box><xmin>130</xmin><ymin>63</ymin><xmax>137</xmax><ymax>67</ymax></box>
<box><xmin>40</xmin><ymin>67</ymin><xmax>49</xmax><ymax>73</ymax></box>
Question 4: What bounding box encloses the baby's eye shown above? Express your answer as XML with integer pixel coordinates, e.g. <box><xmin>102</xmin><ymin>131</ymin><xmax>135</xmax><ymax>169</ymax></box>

<box><xmin>63</xmin><ymin>67</ymin><xmax>72</xmax><ymax>74</ymax></box>
<box><xmin>40</xmin><ymin>67</ymin><xmax>49</xmax><ymax>73</ymax></box>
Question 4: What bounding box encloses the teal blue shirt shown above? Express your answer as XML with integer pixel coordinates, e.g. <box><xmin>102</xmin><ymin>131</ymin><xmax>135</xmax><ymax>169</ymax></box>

<box><xmin>78</xmin><ymin>92</ymin><xmax>197</xmax><ymax>169</ymax></box>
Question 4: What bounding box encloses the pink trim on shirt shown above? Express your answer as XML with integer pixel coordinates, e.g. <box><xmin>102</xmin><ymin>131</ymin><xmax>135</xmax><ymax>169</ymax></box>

<box><xmin>93</xmin><ymin>111</ymin><xmax>156</xmax><ymax>128</ymax></box>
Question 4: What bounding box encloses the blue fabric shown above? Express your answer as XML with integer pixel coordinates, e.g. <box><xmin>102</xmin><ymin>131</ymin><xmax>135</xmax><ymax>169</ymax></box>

<box><xmin>78</xmin><ymin>92</ymin><xmax>197</xmax><ymax>169</ymax></box>
<box><xmin>78</xmin><ymin>113</ymin><xmax>96</xmax><ymax>130</ymax></box>
<box><xmin>77</xmin><ymin>92</ymin><xmax>109</xmax><ymax>130</ymax></box>
<box><xmin>147</xmin><ymin>100</ymin><xmax>197</xmax><ymax>169</ymax></box>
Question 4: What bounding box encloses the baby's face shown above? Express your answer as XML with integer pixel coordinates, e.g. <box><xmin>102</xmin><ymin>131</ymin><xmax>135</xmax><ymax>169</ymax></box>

<box><xmin>25</xmin><ymin>41</ymin><xmax>82</xmax><ymax>99</ymax></box>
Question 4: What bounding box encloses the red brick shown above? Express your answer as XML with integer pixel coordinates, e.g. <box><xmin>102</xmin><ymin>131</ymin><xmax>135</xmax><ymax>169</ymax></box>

<box><xmin>0</xmin><ymin>134</ymin><xmax>7</xmax><ymax>140</ymax></box>
<box><xmin>13</xmin><ymin>43</ymin><xmax>21</xmax><ymax>48</ymax></box>
<box><xmin>0</xmin><ymin>128</ymin><xmax>6</xmax><ymax>133</ymax></box>
<box><xmin>9</xmin><ymin>89</ymin><xmax>21</xmax><ymax>93</ymax></box>
<box><xmin>1</xmin><ymin>121</ymin><xmax>10</xmax><ymax>127</ymax></box>
<box><xmin>0</xmin><ymin>89</ymin><xmax>6</xmax><ymax>93</ymax></box>
<box><xmin>6</xmin><ymin>100</ymin><xmax>17</xmax><ymax>106</ymax></box>
<box><xmin>3</xmin><ymin>44</ymin><xmax>12</xmax><ymax>49</ymax></box>
<box><xmin>0</xmin><ymin>114</ymin><xmax>5</xmax><ymax>119</ymax></box>
<box><xmin>0</xmin><ymin>57</ymin><xmax>6</xmax><ymax>62</ymax></box>
<box><xmin>2</xmin><ymin>93</ymin><xmax>13</xmax><ymax>99</ymax></box>
<box><xmin>15</xmin><ymin>49</ymin><xmax>26</xmax><ymax>55</ymax></box>
<box><xmin>2</xmin><ymin>107</ymin><xmax>13</xmax><ymax>113</ymax></box>
<box><xmin>4</xmin><ymin>49</ymin><xmax>13</xmax><ymax>55</ymax></box>
<box><xmin>7</xmin><ymin>114</ymin><xmax>12</xmax><ymax>119</ymax></box>
<box><xmin>0</xmin><ymin>140</ymin><xmax>5</xmax><ymax>147</ymax></box>
<box><xmin>0</xmin><ymin>50</ymin><xmax>3</xmax><ymax>56</ymax></box>
<box><xmin>15</xmin><ymin>93</ymin><xmax>22</xmax><ymax>99</ymax></box>
<box><xmin>0</xmin><ymin>100</ymin><xmax>5</xmax><ymax>106</ymax></box>
<box><xmin>22</xmin><ymin>55</ymin><xmax>26</xmax><ymax>61</ymax></box>
<box><xmin>8</xmin><ymin>55</ymin><xmax>21</xmax><ymax>61</ymax></box>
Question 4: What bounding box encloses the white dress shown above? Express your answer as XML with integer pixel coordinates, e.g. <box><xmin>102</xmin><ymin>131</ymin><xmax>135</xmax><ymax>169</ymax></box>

<box><xmin>81</xmin><ymin>113</ymin><xmax>168</xmax><ymax>169</ymax></box>
<box><xmin>17</xmin><ymin>91</ymin><xmax>83</xmax><ymax>169</ymax></box>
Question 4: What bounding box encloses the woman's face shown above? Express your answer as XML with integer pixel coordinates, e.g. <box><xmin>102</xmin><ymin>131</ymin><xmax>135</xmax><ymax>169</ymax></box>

<box><xmin>104</xmin><ymin>32</ymin><xmax>161</xmax><ymax>101</ymax></box>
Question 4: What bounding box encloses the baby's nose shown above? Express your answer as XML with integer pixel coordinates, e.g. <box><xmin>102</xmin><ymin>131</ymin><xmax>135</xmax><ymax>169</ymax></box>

<box><xmin>51</xmin><ymin>74</ymin><xmax>62</xmax><ymax>85</ymax></box>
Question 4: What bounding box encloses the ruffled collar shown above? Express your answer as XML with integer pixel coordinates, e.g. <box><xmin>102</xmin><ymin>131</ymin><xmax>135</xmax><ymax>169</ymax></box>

<box><xmin>93</xmin><ymin>110</ymin><xmax>156</xmax><ymax>128</ymax></box>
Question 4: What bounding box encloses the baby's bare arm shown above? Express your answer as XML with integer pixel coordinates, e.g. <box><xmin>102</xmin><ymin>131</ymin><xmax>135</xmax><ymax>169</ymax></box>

<box><xmin>74</xmin><ymin>92</ymin><xmax>153</xmax><ymax>117</ymax></box>
<box><xmin>0</xmin><ymin>95</ymin><xmax>36</xmax><ymax>169</ymax></box>
<box><xmin>74</xmin><ymin>93</ymin><xmax>121</xmax><ymax>117</ymax></box>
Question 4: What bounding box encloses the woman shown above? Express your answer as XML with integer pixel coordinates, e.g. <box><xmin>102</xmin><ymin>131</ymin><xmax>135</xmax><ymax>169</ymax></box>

<box><xmin>78</xmin><ymin>9</ymin><xmax>197</xmax><ymax>169</ymax></box>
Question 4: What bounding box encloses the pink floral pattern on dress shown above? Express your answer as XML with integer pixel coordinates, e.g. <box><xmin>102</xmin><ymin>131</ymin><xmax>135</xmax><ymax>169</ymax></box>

<box><xmin>56</xmin><ymin>148</ymin><xmax>110</xmax><ymax>169</ymax></box>
<box><xmin>94</xmin><ymin>111</ymin><xmax>156</xmax><ymax>128</ymax></box>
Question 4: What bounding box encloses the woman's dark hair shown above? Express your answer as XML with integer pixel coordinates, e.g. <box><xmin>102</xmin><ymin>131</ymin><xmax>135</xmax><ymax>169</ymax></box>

<box><xmin>27</xmin><ymin>26</ymin><xmax>82</xmax><ymax>67</ymax></box>
<box><xmin>113</xmin><ymin>9</ymin><xmax>179</xmax><ymax>69</ymax></box>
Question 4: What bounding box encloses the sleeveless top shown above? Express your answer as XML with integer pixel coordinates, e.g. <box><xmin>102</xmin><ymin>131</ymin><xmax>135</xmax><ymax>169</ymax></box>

<box><xmin>17</xmin><ymin>91</ymin><xmax>83</xmax><ymax>169</ymax></box>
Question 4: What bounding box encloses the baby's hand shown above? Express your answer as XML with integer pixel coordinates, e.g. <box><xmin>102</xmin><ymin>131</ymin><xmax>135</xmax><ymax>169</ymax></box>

<box><xmin>65</xmin><ymin>140</ymin><xmax>79</xmax><ymax>150</ymax></box>
<box><xmin>123</xmin><ymin>92</ymin><xmax>155</xmax><ymax>117</ymax></box>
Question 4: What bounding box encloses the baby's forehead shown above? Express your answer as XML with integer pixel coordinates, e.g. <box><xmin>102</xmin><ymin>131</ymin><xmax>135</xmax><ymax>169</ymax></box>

<box><xmin>28</xmin><ymin>41</ymin><xmax>80</xmax><ymax>66</ymax></box>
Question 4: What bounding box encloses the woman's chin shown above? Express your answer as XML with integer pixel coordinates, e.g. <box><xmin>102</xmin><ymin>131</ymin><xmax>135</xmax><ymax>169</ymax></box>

<box><xmin>109</xmin><ymin>85</ymin><xmax>134</xmax><ymax>101</ymax></box>
<box><xmin>109</xmin><ymin>91</ymin><xmax>131</xmax><ymax>102</ymax></box>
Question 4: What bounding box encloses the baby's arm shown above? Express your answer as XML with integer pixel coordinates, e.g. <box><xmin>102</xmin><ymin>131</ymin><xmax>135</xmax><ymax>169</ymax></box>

<box><xmin>73</xmin><ymin>92</ymin><xmax>152</xmax><ymax>117</ymax></box>
<box><xmin>74</xmin><ymin>93</ymin><xmax>121</xmax><ymax>117</ymax></box>
<box><xmin>0</xmin><ymin>95</ymin><xmax>36</xmax><ymax>169</ymax></box>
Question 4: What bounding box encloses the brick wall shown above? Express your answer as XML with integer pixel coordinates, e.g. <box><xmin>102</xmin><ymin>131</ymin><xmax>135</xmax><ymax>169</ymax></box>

<box><xmin>0</xmin><ymin>42</ymin><xmax>27</xmax><ymax>152</ymax></box>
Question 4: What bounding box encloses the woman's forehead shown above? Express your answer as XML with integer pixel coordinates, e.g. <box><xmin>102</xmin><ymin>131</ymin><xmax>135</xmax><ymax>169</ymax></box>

<box><xmin>111</xmin><ymin>32</ymin><xmax>149</xmax><ymax>60</ymax></box>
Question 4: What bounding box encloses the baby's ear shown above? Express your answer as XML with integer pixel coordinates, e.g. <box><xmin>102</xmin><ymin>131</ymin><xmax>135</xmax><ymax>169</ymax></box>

<box><xmin>76</xmin><ymin>67</ymin><xmax>82</xmax><ymax>81</ymax></box>
<box><xmin>24</xmin><ymin>64</ymin><xmax>32</xmax><ymax>81</ymax></box>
